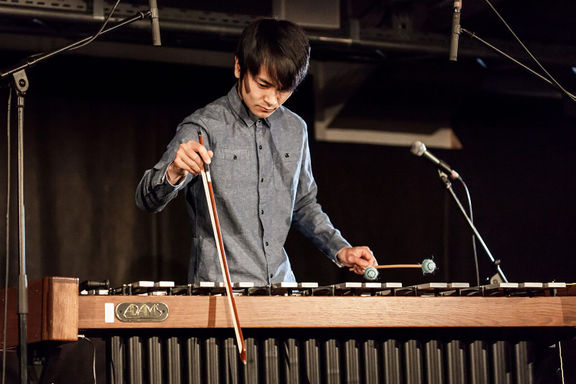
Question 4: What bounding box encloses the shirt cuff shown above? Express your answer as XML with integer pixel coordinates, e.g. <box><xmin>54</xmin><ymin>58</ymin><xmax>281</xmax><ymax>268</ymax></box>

<box><xmin>162</xmin><ymin>168</ymin><xmax>187</xmax><ymax>190</ymax></box>
<box><xmin>333</xmin><ymin>246</ymin><xmax>350</xmax><ymax>268</ymax></box>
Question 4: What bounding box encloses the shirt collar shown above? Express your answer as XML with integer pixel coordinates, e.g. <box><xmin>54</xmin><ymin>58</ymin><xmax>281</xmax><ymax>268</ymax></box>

<box><xmin>226</xmin><ymin>85</ymin><xmax>273</xmax><ymax>128</ymax></box>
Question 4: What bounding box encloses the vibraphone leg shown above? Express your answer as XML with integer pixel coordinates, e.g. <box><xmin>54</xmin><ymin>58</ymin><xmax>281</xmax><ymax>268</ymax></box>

<box><xmin>514</xmin><ymin>340</ymin><xmax>533</xmax><ymax>384</ymax></box>
<box><xmin>382</xmin><ymin>339</ymin><xmax>402</xmax><ymax>384</ymax></box>
<box><xmin>283</xmin><ymin>338</ymin><xmax>300</xmax><ymax>384</ymax></box>
<box><xmin>167</xmin><ymin>336</ymin><xmax>181</xmax><ymax>384</ymax></box>
<box><xmin>446</xmin><ymin>340</ymin><xmax>467</xmax><ymax>384</ymax></box>
<box><xmin>205</xmin><ymin>337</ymin><xmax>220</xmax><ymax>384</ymax></box>
<box><xmin>243</xmin><ymin>337</ymin><xmax>259</xmax><ymax>384</ymax></box>
<box><xmin>424</xmin><ymin>339</ymin><xmax>444</xmax><ymax>384</ymax></box>
<box><xmin>223</xmin><ymin>337</ymin><xmax>240</xmax><ymax>384</ymax></box>
<box><xmin>303</xmin><ymin>338</ymin><xmax>321</xmax><ymax>384</ymax></box>
<box><xmin>404</xmin><ymin>339</ymin><xmax>423</xmax><ymax>384</ymax></box>
<box><xmin>344</xmin><ymin>338</ymin><xmax>361</xmax><ymax>383</ymax></box>
<box><xmin>146</xmin><ymin>336</ymin><xmax>162</xmax><ymax>384</ymax></box>
<box><xmin>127</xmin><ymin>336</ymin><xmax>143</xmax><ymax>384</ymax></box>
<box><xmin>363</xmin><ymin>339</ymin><xmax>380</xmax><ymax>384</ymax></box>
<box><xmin>324</xmin><ymin>338</ymin><xmax>341</xmax><ymax>384</ymax></box>
<box><xmin>492</xmin><ymin>341</ymin><xmax>512</xmax><ymax>384</ymax></box>
<box><xmin>186</xmin><ymin>336</ymin><xmax>202</xmax><ymax>384</ymax></box>
<box><xmin>263</xmin><ymin>337</ymin><xmax>280</xmax><ymax>383</ymax></box>
<box><xmin>109</xmin><ymin>335</ymin><xmax>125</xmax><ymax>384</ymax></box>
<box><xmin>469</xmin><ymin>340</ymin><xmax>490</xmax><ymax>384</ymax></box>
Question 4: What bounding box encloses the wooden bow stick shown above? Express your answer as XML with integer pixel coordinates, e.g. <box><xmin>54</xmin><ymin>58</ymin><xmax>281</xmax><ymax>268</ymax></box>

<box><xmin>198</xmin><ymin>132</ymin><xmax>247</xmax><ymax>364</ymax></box>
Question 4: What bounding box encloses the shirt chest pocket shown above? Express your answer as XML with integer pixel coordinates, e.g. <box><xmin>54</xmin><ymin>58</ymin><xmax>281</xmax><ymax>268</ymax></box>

<box><xmin>211</xmin><ymin>148</ymin><xmax>252</xmax><ymax>190</ymax></box>
<box><xmin>274</xmin><ymin>150</ymin><xmax>301</xmax><ymax>191</ymax></box>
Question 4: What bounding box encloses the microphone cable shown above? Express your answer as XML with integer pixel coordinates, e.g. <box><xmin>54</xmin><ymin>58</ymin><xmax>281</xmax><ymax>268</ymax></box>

<box><xmin>68</xmin><ymin>0</ymin><xmax>122</xmax><ymax>52</ymax></box>
<box><xmin>480</xmin><ymin>0</ymin><xmax>576</xmax><ymax>102</ymax></box>
<box><xmin>2</xmin><ymin>86</ymin><xmax>12</xmax><ymax>384</ymax></box>
<box><xmin>456</xmin><ymin>176</ymin><xmax>480</xmax><ymax>287</ymax></box>
<box><xmin>23</xmin><ymin>0</ymin><xmax>122</xmax><ymax>60</ymax></box>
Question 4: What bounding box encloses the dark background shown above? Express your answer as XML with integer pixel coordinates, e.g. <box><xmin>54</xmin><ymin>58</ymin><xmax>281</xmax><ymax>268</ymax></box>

<box><xmin>0</xmin><ymin>0</ymin><xmax>575</xmax><ymax>288</ymax></box>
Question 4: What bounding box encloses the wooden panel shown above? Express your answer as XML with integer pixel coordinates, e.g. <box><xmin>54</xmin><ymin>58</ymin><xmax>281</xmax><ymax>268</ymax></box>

<box><xmin>78</xmin><ymin>295</ymin><xmax>576</xmax><ymax>329</ymax></box>
<box><xmin>42</xmin><ymin>276</ymin><xmax>79</xmax><ymax>342</ymax></box>
<box><xmin>0</xmin><ymin>276</ymin><xmax>78</xmax><ymax>348</ymax></box>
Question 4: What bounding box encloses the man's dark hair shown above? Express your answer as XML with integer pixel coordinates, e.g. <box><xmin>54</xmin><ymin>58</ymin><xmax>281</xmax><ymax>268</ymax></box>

<box><xmin>236</xmin><ymin>19</ymin><xmax>310</xmax><ymax>91</ymax></box>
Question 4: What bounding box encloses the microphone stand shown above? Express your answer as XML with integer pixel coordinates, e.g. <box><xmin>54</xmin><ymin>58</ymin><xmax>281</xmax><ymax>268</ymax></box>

<box><xmin>460</xmin><ymin>28</ymin><xmax>576</xmax><ymax>102</ymax></box>
<box><xmin>1</xmin><ymin>11</ymin><xmax>152</xmax><ymax>80</ymax></box>
<box><xmin>0</xmin><ymin>10</ymin><xmax>153</xmax><ymax>383</ymax></box>
<box><xmin>437</xmin><ymin>170</ymin><xmax>509</xmax><ymax>284</ymax></box>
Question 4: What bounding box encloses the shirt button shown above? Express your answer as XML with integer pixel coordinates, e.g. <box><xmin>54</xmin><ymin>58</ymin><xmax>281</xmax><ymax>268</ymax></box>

<box><xmin>270</xmin><ymin>274</ymin><xmax>273</xmax><ymax>278</ymax></box>
<box><xmin>261</xmin><ymin>210</ymin><xmax>264</xmax><ymax>215</ymax></box>
<box><xmin>260</xmin><ymin>178</ymin><xmax>264</xmax><ymax>183</ymax></box>
<box><xmin>259</xmin><ymin>145</ymin><xmax>263</xmax><ymax>150</ymax></box>
<box><xmin>265</xmin><ymin>242</ymin><xmax>269</xmax><ymax>246</ymax></box>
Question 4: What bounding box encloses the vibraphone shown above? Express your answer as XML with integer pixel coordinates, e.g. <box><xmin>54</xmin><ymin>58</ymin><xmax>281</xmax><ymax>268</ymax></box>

<box><xmin>2</xmin><ymin>277</ymin><xmax>576</xmax><ymax>383</ymax></box>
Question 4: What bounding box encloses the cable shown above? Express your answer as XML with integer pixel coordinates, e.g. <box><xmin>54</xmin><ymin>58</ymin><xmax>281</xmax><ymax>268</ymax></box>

<box><xmin>456</xmin><ymin>177</ymin><xmax>480</xmax><ymax>286</ymax></box>
<box><xmin>69</xmin><ymin>0</ymin><xmax>122</xmax><ymax>51</ymax></box>
<box><xmin>481</xmin><ymin>0</ymin><xmax>576</xmax><ymax>102</ymax></box>
<box><xmin>2</xmin><ymin>87</ymin><xmax>12</xmax><ymax>384</ymax></box>
<box><xmin>78</xmin><ymin>335</ymin><xmax>97</xmax><ymax>384</ymax></box>
<box><xmin>558</xmin><ymin>340</ymin><xmax>565</xmax><ymax>384</ymax></box>
<box><xmin>23</xmin><ymin>0</ymin><xmax>122</xmax><ymax>60</ymax></box>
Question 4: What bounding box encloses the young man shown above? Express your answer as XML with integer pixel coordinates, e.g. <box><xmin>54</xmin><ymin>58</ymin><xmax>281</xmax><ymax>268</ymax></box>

<box><xmin>136</xmin><ymin>19</ymin><xmax>377</xmax><ymax>285</ymax></box>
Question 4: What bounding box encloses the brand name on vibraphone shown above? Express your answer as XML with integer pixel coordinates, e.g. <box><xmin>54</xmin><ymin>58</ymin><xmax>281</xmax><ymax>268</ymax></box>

<box><xmin>115</xmin><ymin>302</ymin><xmax>169</xmax><ymax>322</ymax></box>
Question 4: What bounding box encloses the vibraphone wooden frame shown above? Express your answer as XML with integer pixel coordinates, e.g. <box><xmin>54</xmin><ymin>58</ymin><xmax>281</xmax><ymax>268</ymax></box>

<box><xmin>2</xmin><ymin>277</ymin><xmax>576</xmax><ymax>383</ymax></box>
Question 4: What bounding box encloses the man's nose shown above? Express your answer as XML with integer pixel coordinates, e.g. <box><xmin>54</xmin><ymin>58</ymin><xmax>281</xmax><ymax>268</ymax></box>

<box><xmin>263</xmin><ymin>91</ymin><xmax>278</xmax><ymax>107</ymax></box>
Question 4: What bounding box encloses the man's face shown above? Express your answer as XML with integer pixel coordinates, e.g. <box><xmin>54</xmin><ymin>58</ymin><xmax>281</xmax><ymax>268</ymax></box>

<box><xmin>234</xmin><ymin>58</ymin><xmax>293</xmax><ymax>119</ymax></box>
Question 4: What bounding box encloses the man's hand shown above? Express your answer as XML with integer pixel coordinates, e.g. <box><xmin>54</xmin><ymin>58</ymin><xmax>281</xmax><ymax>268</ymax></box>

<box><xmin>337</xmin><ymin>246</ymin><xmax>377</xmax><ymax>275</ymax></box>
<box><xmin>166</xmin><ymin>139</ymin><xmax>214</xmax><ymax>184</ymax></box>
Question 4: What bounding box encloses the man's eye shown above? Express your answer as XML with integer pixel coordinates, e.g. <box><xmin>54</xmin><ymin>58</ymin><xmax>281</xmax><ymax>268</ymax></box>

<box><xmin>258</xmin><ymin>83</ymin><xmax>268</xmax><ymax>88</ymax></box>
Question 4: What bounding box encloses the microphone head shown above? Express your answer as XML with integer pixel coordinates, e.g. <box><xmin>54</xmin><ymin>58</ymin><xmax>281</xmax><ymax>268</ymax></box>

<box><xmin>410</xmin><ymin>141</ymin><xmax>426</xmax><ymax>157</ymax></box>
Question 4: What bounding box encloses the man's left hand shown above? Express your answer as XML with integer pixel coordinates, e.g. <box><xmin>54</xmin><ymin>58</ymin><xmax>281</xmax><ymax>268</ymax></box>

<box><xmin>337</xmin><ymin>246</ymin><xmax>378</xmax><ymax>275</ymax></box>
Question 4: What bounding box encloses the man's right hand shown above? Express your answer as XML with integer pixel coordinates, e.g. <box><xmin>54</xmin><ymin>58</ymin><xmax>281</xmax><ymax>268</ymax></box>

<box><xmin>166</xmin><ymin>139</ymin><xmax>214</xmax><ymax>184</ymax></box>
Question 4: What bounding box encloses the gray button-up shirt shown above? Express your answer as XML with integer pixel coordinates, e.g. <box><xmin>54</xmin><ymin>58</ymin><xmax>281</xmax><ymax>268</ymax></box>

<box><xmin>136</xmin><ymin>86</ymin><xmax>350</xmax><ymax>285</ymax></box>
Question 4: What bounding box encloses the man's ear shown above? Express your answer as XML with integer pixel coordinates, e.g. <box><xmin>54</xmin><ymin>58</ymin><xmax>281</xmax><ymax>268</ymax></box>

<box><xmin>234</xmin><ymin>56</ymin><xmax>241</xmax><ymax>79</ymax></box>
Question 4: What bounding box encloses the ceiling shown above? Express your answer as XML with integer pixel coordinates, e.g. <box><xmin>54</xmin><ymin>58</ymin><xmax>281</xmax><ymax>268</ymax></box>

<box><xmin>0</xmin><ymin>0</ymin><xmax>575</xmax><ymax>65</ymax></box>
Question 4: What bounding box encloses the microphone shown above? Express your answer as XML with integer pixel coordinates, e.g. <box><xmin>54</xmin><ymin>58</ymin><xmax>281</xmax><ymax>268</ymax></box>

<box><xmin>148</xmin><ymin>0</ymin><xmax>161</xmax><ymax>46</ymax></box>
<box><xmin>410</xmin><ymin>141</ymin><xmax>460</xmax><ymax>180</ymax></box>
<box><xmin>449</xmin><ymin>0</ymin><xmax>462</xmax><ymax>61</ymax></box>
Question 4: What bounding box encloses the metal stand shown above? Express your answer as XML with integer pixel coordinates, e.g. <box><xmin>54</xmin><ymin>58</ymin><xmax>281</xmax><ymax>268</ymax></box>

<box><xmin>438</xmin><ymin>171</ymin><xmax>508</xmax><ymax>284</ymax></box>
<box><xmin>459</xmin><ymin>28</ymin><xmax>575</xmax><ymax>102</ymax></box>
<box><xmin>12</xmin><ymin>69</ymin><xmax>29</xmax><ymax>384</ymax></box>
<box><xmin>0</xmin><ymin>11</ymin><xmax>151</xmax><ymax>81</ymax></box>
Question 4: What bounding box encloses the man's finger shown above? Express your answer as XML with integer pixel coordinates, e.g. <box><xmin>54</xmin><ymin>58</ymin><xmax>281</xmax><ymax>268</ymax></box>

<box><xmin>197</xmin><ymin>146</ymin><xmax>212</xmax><ymax>164</ymax></box>
<box><xmin>176</xmin><ymin>153</ymin><xmax>202</xmax><ymax>174</ymax></box>
<box><xmin>183</xmin><ymin>140</ymin><xmax>212</xmax><ymax>165</ymax></box>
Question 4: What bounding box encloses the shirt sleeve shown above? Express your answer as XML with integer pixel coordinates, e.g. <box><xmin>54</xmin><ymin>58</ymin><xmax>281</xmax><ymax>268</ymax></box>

<box><xmin>135</xmin><ymin>119</ymin><xmax>203</xmax><ymax>213</ymax></box>
<box><xmin>290</xmin><ymin>125</ymin><xmax>351</xmax><ymax>266</ymax></box>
